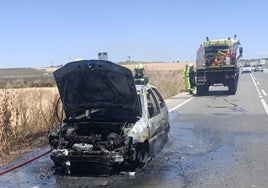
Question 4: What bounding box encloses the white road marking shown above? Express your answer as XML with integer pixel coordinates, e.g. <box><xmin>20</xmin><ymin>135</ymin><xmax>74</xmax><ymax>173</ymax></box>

<box><xmin>250</xmin><ymin>74</ymin><xmax>257</xmax><ymax>87</ymax></box>
<box><xmin>250</xmin><ymin>74</ymin><xmax>268</xmax><ymax>115</ymax></box>
<box><xmin>260</xmin><ymin>99</ymin><xmax>268</xmax><ymax>115</ymax></box>
<box><xmin>169</xmin><ymin>75</ymin><xmax>267</xmax><ymax>114</ymax></box>
<box><xmin>169</xmin><ymin>97</ymin><xmax>193</xmax><ymax>112</ymax></box>
<box><xmin>257</xmin><ymin>82</ymin><xmax>260</xmax><ymax>85</ymax></box>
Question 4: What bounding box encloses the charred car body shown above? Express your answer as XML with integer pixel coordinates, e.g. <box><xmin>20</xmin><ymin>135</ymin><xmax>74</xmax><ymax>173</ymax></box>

<box><xmin>49</xmin><ymin>60</ymin><xmax>170</xmax><ymax>174</ymax></box>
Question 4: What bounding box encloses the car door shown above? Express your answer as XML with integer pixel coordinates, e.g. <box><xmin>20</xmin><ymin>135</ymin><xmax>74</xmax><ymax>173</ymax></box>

<box><xmin>146</xmin><ymin>88</ymin><xmax>164</xmax><ymax>155</ymax></box>
<box><xmin>151</xmin><ymin>87</ymin><xmax>169</xmax><ymax>129</ymax></box>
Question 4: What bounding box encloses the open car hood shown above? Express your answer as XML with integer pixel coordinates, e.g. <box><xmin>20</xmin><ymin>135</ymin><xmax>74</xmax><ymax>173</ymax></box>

<box><xmin>54</xmin><ymin>60</ymin><xmax>141</xmax><ymax>118</ymax></box>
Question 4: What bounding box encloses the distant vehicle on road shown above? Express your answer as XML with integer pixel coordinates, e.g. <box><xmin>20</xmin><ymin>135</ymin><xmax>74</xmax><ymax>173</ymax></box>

<box><xmin>254</xmin><ymin>64</ymin><xmax>264</xmax><ymax>72</ymax></box>
<box><xmin>242</xmin><ymin>64</ymin><xmax>252</xmax><ymax>73</ymax></box>
<box><xmin>251</xmin><ymin>65</ymin><xmax>256</xmax><ymax>71</ymax></box>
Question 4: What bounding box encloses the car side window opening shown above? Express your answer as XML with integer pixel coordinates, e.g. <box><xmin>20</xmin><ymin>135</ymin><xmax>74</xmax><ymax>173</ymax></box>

<box><xmin>152</xmin><ymin>88</ymin><xmax>166</xmax><ymax>109</ymax></box>
<box><xmin>147</xmin><ymin>89</ymin><xmax>160</xmax><ymax>118</ymax></box>
<box><xmin>136</xmin><ymin>91</ymin><xmax>142</xmax><ymax>106</ymax></box>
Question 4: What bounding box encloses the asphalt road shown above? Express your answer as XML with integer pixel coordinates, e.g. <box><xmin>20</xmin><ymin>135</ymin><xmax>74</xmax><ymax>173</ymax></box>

<box><xmin>0</xmin><ymin>70</ymin><xmax>268</xmax><ymax>188</ymax></box>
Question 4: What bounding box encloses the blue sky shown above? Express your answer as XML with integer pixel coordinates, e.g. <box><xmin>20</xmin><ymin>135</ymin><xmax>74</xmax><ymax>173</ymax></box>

<box><xmin>1</xmin><ymin>0</ymin><xmax>268</xmax><ymax>68</ymax></box>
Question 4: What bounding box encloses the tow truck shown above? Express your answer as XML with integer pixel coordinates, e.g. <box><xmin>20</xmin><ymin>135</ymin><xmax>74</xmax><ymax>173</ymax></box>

<box><xmin>196</xmin><ymin>35</ymin><xmax>243</xmax><ymax>96</ymax></box>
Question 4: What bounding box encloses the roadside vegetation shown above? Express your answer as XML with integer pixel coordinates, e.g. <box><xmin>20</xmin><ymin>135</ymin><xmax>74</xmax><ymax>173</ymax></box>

<box><xmin>0</xmin><ymin>67</ymin><xmax>55</xmax><ymax>89</ymax></box>
<box><xmin>0</xmin><ymin>77</ymin><xmax>56</xmax><ymax>89</ymax></box>
<box><xmin>0</xmin><ymin>63</ymin><xmax>186</xmax><ymax>165</ymax></box>
<box><xmin>0</xmin><ymin>88</ymin><xmax>62</xmax><ymax>165</ymax></box>
<box><xmin>146</xmin><ymin>70</ymin><xmax>184</xmax><ymax>98</ymax></box>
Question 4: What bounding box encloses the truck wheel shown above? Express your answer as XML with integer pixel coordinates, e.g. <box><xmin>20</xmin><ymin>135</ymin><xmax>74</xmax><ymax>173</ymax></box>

<box><xmin>205</xmin><ymin>85</ymin><xmax>209</xmax><ymax>93</ymax></box>
<box><xmin>197</xmin><ymin>85</ymin><xmax>205</xmax><ymax>96</ymax></box>
<box><xmin>228</xmin><ymin>83</ymin><xmax>237</xmax><ymax>95</ymax></box>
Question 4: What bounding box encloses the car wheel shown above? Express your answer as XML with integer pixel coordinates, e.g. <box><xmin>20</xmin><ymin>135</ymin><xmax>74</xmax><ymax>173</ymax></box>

<box><xmin>136</xmin><ymin>143</ymin><xmax>149</xmax><ymax>168</ymax></box>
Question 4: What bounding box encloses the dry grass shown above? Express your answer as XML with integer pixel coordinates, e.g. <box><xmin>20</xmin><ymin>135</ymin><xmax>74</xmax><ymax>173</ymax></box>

<box><xmin>0</xmin><ymin>62</ymin><xmax>189</xmax><ymax>165</ymax></box>
<box><xmin>0</xmin><ymin>88</ymin><xmax>63</xmax><ymax>165</ymax></box>
<box><xmin>123</xmin><ymin>62</ymin><xmax>188</xmax><ymax>71</ymax></box>
<box><xmin>146</xmin><ymin>70</ymin><xmax>184</xmax><ymax>98</ymax></box>
<box><xmin>124</xmin><ymin>62</ymin><xmax>189</xmax><ymax>97</ymax></box>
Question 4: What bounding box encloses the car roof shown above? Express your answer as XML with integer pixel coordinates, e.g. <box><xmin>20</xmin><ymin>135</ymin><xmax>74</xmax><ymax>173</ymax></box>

<box><xmin>135</xmin><ymin>84</ymin><xmax>157</xmax><ymax>91</ymax></box>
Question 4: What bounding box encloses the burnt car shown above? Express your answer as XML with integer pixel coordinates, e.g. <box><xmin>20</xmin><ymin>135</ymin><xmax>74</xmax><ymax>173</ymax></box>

<box><xmin>49</xmin><ymin>60</ymin><xmax>170</xmax><ymax>174</ymax></box>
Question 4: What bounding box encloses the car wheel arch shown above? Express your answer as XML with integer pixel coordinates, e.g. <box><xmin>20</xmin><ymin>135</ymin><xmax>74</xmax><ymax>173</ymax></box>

<box><xmin>135</xmin><ymin>140</ymin><xmax>150</xmax><ymax>168</ymax></box>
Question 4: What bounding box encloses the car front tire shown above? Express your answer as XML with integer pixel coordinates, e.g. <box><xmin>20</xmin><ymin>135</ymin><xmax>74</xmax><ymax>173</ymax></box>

<box><xmin>136</xmin><ymin>142</ymin><xmax>149</xmax><ymax>168</ymax></box>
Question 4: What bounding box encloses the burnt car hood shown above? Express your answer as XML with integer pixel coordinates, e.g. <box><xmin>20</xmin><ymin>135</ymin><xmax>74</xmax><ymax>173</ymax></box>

<box><xmin>54</xmin><ymin>60</ymin><xmax>141</xmax><ymax>118</ymax></box>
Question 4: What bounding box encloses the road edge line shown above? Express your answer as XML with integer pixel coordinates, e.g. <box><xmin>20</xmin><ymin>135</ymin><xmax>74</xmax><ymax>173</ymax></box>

<box><xmin>260</xmin><ymin>99</ymin><xmax>268</xmax><ymax>115</ymax></box>
<box><xmin>169</xmin><ymin>97</ymin><xmax>193</xmax><ymax>112</ymax></box>
<box><xmin>250</xmin><ymin>74</ymin><xmax>268</xmax><ymax>115</ymax></box>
